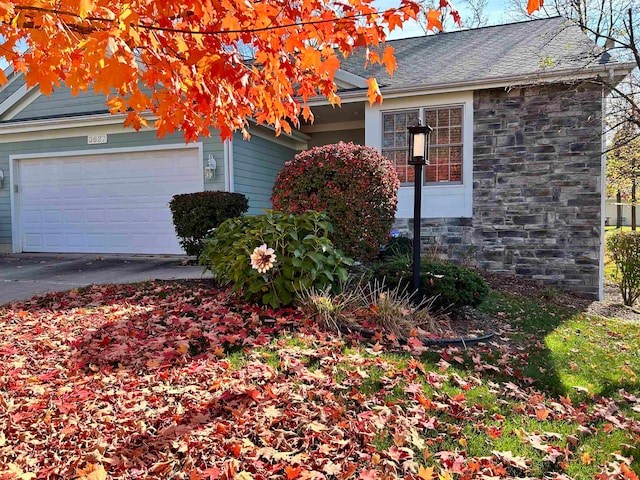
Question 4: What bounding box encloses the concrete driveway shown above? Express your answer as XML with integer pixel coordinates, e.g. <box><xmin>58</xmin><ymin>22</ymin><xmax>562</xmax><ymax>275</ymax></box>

<box><xmin>0</xmin><ymin>253</ymin><xmax>212</xmax><ymax>305</ymax></box>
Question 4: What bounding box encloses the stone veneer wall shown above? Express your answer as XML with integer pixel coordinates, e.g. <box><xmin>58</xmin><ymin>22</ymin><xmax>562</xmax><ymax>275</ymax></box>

<box><xmin>395</xmin><ymin>82</ymin><xmax>604</xmax><ymax>298</ymax></box>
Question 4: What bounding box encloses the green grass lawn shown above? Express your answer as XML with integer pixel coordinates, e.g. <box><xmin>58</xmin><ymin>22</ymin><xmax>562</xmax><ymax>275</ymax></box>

<box><xmin>1</xmin><ymin>281</ymin><xmax>639</xmax><ymax>479</ymax></box>
<box><xmin>605</xmin><ymin>226</ymin><xmax>635</xmax><ymax>232</ymax></box>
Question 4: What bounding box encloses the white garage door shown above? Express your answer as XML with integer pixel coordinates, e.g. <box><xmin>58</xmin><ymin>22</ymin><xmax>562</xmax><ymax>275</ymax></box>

<box><xmin>18</xmin><ymin>147</ymin><xmax>202</xmax><ymax>254</ymax></box>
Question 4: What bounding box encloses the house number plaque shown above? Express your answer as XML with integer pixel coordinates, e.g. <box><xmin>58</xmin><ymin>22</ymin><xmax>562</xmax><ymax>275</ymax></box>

<box><xmin>88</xmin><ymin>134</ymin><xmax>108</xmax><ymax>145</ymax></box>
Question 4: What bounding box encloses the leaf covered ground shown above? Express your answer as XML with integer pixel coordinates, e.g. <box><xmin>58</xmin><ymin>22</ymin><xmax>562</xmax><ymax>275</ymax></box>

<box><xmin>1</xmin><ymin>280</ymin><xmax>639</xmax><ymax>479</ymax></box>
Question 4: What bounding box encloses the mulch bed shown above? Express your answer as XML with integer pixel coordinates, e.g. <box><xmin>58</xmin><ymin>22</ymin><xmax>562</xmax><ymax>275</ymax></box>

<box><xmin>480</xmin><ymin>270</ymin><xmax>640</xmax><ymax>322</ymax></box>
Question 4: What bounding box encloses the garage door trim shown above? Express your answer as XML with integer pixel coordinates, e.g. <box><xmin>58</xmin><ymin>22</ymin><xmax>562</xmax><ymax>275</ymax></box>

<box><xmin>10</xmin><ymin>142</ymin><xmax>204</xmax><ymax>253</ymax></box>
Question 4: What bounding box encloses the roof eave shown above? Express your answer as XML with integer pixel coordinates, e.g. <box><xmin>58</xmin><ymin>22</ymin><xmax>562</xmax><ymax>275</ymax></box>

<box><xmin>305</xmin><ymin>61</ymin><xmax>637</xmax><ymax>105</ymax></box>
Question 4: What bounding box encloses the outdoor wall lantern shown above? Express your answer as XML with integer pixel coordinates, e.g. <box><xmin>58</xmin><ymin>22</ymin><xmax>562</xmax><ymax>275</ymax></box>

<box><xmin>407</xmin><ymin>121</ymin><xmax>432</xmax><ymax>304</ymax></box>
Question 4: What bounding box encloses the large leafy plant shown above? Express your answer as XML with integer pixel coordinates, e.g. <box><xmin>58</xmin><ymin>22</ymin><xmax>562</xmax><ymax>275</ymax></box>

<box><xmin>271</xmin><ymin>142</ymin><xmax>400</xmax><ymax>261</ymax></box>
<box><xmin>200</xmin><ymin>210</ymin><xmax>353</xmax><ymax>308</ymax></box>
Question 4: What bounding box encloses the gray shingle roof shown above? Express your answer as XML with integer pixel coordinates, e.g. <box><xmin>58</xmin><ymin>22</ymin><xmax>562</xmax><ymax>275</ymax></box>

<box><xmin>339</xmin><ymin>16</ymin><xmax>617</xmax><ymax>91</ymax></box>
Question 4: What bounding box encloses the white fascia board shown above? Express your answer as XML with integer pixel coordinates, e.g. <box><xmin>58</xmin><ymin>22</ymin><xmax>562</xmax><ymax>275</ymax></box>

<box><xmin>0</xmin><ymin>113</ymin><xmax>158</xmax><ymax>143</ymax></box>
<box><xmin>304</xmin><ymin>62</ymin><xmax>637</xmax><ymax>106</ymax></box>
<box><xmin>2</xmin><ymin>86</ymin><xmax>41</xmax><ymax>120</ymax></box>
<box><xmin>0</xmin><ymin>83</ymin><xmax>38</xmax><ymax>119</ymax></box>
<box><xmin>334</xmin><ymin>69</ymin><xmax>369</xmax><ymax>89</ymax></box>
<box><xmin>0</xmin><ymin>112</ymin><xmax>130</xmax><ymax>132</ymax></box>
<box><xmin>0</xmin><ymin>111</ymin><xmax>310</xmax><ymax>149</ymax></box>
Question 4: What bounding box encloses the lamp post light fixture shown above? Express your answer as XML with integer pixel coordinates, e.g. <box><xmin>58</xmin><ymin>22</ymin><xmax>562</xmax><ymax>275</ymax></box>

<box><xmin>407</xmin><ymin>121</ymin><xmax>432</xmax><ymax>304</ymax></box>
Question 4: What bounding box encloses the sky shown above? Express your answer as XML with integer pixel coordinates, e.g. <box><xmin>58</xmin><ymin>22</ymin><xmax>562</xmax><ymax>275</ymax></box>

<box><xmin>375</xmin><ymin>0</ymin><xmax>518</xmax><ymax>40</ymax></box>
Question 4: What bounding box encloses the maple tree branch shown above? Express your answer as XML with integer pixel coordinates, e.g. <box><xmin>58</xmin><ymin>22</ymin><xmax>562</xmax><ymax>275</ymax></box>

<box><xmin>139</xmin><ymin>13</ymin><xmax>375</xmax><ymax>35</ymax></box>
<box><xmin>10</xmin><ymin>4</ymin><xmax>406</xmax><ymax>37</ymax></box>
<box><xmin>625</xmin><ymin>8</ymin><xmax>640</xmax><ymax>71</ymax></box>
<box><xmin>13</xmin><ymin>5</ymin><xmax>113</xmax><ymax>26</ymax></box>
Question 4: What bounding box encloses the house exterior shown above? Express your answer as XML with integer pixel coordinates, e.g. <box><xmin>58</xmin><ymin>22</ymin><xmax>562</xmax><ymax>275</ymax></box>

<box><xmin>0</xmin><ymin>17</ymin><xmax>633</xmax><ymax>299</ymax></box>
<box><xmin>605</xmin><ymin>197</ymin><xmax>638</xmax><ymax>227</ymax></box>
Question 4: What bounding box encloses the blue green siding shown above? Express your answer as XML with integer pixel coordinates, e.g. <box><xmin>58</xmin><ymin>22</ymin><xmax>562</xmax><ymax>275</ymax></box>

<box><xmin>233</xmin><ymin>133</ymin><xmax>296</xmax><ymax>215</ymax></box>
<box><xmin>0</xmin><ymin>129</ymin><xmax>224</xmax><ymax>251</ymax></box>
<box><xmin>0</xmin><ymin>72</ymin><xmax>25</xmax><ymax>106</ymax></box>
<box><xmin>12</xmin><ymin>86</ymin><xmax>109</xmax><ymax>120</ymax></box>
<box><xmin>307</xmin><ymin>129</ymin><xmax>364</xmax><ymax>148</ymax></box>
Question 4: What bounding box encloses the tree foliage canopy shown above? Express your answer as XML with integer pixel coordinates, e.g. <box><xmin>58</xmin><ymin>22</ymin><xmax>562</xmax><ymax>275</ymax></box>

<box><xmin>0</xmin><ymin>0</ymin><xmax>470</xmax><ymax>140</ymax></box>
<box><xmin>607</xmin><ymin>122</ymin><xmax>640</xmax><ymax>198</ymax></box>
<box><xmin>507</xmin><ymin>0</ymin><xmax>639</xmax><ymax>134</ymax></box>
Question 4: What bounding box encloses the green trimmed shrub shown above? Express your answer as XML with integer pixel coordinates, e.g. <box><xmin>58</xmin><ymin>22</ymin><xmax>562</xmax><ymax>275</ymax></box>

<box><xmin>169</xmin><ymin>191</ymin><xmax>248</xmax><ymax>256</ymax></box>
<box><xmin>200</xmin><ymin>210</ymin><xmax>353</xmax><ymax>308</ymax></box>
<box><xmin>380</xmin><ymin>235</ymin><xmax>413</xmax><ymax>259</ymax></box>
<box><xmin>271</xmin><ymin>142</ymin><xmax>400</xmax><ymax>261</ymax></box>
<box><xmin>607</xmin><ymin>231</ymin><xmax>640</xmax><ymax>306</ymax></box>
<box><xmin>369</xmin><ymin>256</ymin><xmax>489</xmax><ymax>309</ymax></box>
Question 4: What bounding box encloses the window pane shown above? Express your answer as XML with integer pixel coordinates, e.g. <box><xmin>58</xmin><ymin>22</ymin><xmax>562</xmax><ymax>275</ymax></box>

<box><xmin>437</xmin><ymin>109</ymin><xmax>449</xmax><ymax>126</ymax></box>
<box><xmin>435</xmin><ymin>128</ymin><xmax>448</xmax><ymax>145</ymax></box>
<box><xmin>425</xmin><ymin>165</ymin><xmax>437</xmax><ymax>183</ymax></box>
<box><xmin>450</xmin><ymin>163</ymin><xmax>462</xmax><ymax>182</ymax></box>
<box><xmin>406</xmin><ymin>165</ymin><xmax>415</xmax><ymax>183</ymax></box>
<box><xmin>383</xmin><ymin>132</ymin><xmax>394</xmax><ymax>148</ymax></box>
<box><xmin>383</xmin><ymin>149</ymin><xmax>411</xmax><ymax>183</ymax></box>
<box><xmin>407</xmin><ymin>110</ymin><xmax>420</xmax><ymax>126</ymax></box>
<box><xmin>384</xmin><ymin>115</ymin><xmax>394</xmax><ymax>131</ymax></box>
<box><xmin>450</xmin><ymin>146</ymin><xmax>463</xmax><ymax>163</ymax></box>
<box><xmin>423</xmin><ymin>106</ymin><xmax>463</xmax><ymax>184</ymax></box>
<box><xmin>450</xmin><ymin>126</ymin><xmax>461</xmax><ymax>143</ymax></box>
<box><xmin>383</xmin><ymin>106</ymin><xmax>462</xmax><ymax>186</ymax></box>
<box><xmin>450</xmin><ymin>108</ymin><xmax>462</xmax><ymax>126</ymax></box>
<box><xmin>382</xmin><ymin>109</ymin><xmax>419</xmax><ymax>185</ymax></box>
<box><xmin>425</xmin><ymin>110</ymin><xmax>437</xmax><ymax>128</ymax></box>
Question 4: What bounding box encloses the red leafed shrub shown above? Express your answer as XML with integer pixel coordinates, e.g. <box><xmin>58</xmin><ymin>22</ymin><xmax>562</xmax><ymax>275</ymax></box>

<box><xmin>271</xmin><ymin>142</ymin><xmax>400</xmax><ymax>261</ymax></box>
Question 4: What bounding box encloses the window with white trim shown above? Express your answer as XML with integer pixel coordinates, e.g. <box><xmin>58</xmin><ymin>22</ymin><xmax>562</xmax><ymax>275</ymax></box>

<box><xmin>382</xmin><ymin>105</ymin><xmax>464</xmax><ymax>185</ymax></box>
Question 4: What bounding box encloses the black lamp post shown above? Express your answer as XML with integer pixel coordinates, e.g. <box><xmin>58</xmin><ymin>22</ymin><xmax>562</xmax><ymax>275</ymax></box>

<box><xmin>407</xmin><ymin>121</ymin><xmax>432</xmax><ymax>304</ymax></box>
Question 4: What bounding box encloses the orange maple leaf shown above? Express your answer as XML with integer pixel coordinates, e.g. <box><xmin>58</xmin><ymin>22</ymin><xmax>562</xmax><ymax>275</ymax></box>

<box><xmin>416</xmin><ymin>393</ymin><xmax>433</xmax><ymax>410</ymax></box>
<box><xmin>426</xmin><ymin>9</ymin><xmax>443</xmax><ymax>32</ymax></box>
<box><xmin>382</xmin><ymin>46</ymin><xmax>397</xmax><ymax>76</ymax></box>
<box><xmin>366</xmin><ymin>77</ymin><xmax>383</xmax><ymax>107</ymax></box>
<box><xmin>77</xmin><ymin>0</ymin><xmax>94</xmax><ymax>18</ymax></box>
<box><xmin>418</xmin><ymin>465</ymin><xmax>434</xmax><ymax>480</ymax></box>
<box><xmin>622</xmin><ymin>462</ymin><xmax>639</xmax><ymax>480</ymax></box>
<box><xmin>76</xmin><ymin>463</ymin><xmax>107</xmax><ymax>480</ymax></box>
<box><xmin>527</xmin><ymin>0</ymin><xmax>544</xmax><ymax>14</ymax></box>
<box><xmin>580</xmin><ymin>452</ymin><xmax>593</xmax><ymax>465</ymax></box>
<box><xmin>384</xmin><ymin>10</ymin><xmax>404</xmax><ymax>32</ymax></box>
<box><xmin>285</xmin><ymin>465</ymin><xmax>301</xmax><ymax>480</ymax></box>
<box><xmin>535</xmin><ymin>407</ymin><xmax>550</xmax><ymax>420</ymax></box>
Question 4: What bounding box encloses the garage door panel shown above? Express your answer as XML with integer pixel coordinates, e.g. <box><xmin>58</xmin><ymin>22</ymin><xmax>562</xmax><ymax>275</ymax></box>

<box><xmin>64</xmin><ymin>210</ymin><xmax>84</xmax><ymax>223</ymax></box>
<box><xmin>19</xmin><ymin>148</ymin><xmax>202</xmax><ymax>254</ymax></box>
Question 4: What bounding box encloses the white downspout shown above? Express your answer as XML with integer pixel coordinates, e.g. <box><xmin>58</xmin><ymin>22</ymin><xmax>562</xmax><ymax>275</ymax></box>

<box><xmin>599</xmin><ymin>89</ymin><xmax>607</xmax><ymax>301</ymax></box>
<box><xmin>224</xmin><ymin>138</ymin><xmax>235</xmax><ymax>193</ymax></box>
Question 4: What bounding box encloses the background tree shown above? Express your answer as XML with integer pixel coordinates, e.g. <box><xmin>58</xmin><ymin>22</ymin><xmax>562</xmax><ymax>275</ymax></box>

<box><xmin>607</xmin><ymin>122</ymin><xmax>640</xmax><ymax>229</ymax></box>
<box><xmin>505</xmin><ymin>0</ymin><xmax>639</xmax><ymax>135</ymax></box>
<box><xmin>416</xmin><ymin>0</ymin><xmax>488</xmax><ymax>31</ymax></box>
<box><xmin>0</xmin><ymin>0</ymin><xmax>467</xmax><ymax>141</ymax></box>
